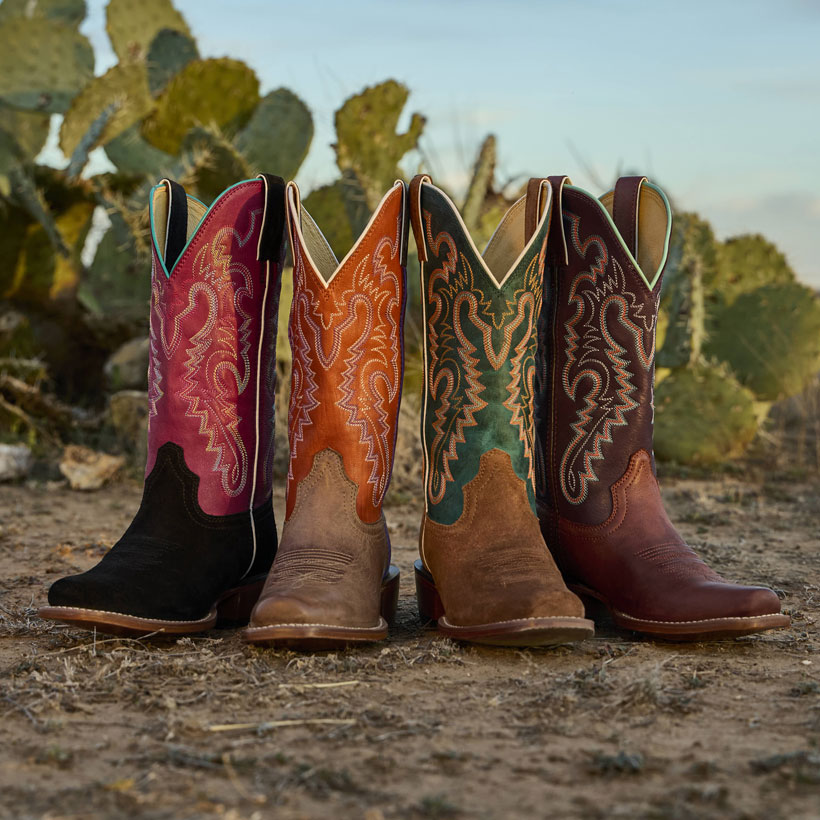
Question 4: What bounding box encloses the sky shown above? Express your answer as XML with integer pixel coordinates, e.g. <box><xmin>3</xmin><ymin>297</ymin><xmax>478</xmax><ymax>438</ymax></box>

<box><xmin>56</xmin><ymin>0</ymin><xmax>820</xmax><ymax>285</ymax></box>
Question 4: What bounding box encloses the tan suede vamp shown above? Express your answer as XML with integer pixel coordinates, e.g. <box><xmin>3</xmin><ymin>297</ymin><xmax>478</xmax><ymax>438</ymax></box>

<box><xmin>421</xmin><ymin>449</ymin><xmax>584</xmax><ymax>626</ymax></box>
<box><xmin>251</xmin><ymin>449</ymin><xmax>390</xmax><ymax>629</ymax></box>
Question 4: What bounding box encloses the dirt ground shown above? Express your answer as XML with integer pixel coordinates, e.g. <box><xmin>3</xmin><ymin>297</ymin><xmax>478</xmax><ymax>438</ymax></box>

<box><xmin>0</xmin><ymin>464</ymin><xmax>818</xmax><ymax>820</ymax></box>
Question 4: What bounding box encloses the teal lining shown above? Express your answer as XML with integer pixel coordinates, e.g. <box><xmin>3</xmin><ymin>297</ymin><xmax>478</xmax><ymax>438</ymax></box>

<box><xmin>566</xmin><ymin>181</ymin><xmax>671</xmax><ymax>290</ymax></box>
<box><xmin>148</xmin><ymin>178</ymin><xmax>259</xmax><ymax>279</ymax></box>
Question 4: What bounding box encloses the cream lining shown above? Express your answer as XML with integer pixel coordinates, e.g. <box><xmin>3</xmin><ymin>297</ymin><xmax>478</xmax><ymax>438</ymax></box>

<box><xmin>599</xmin><ymin>185</ymin><xmax>668</xmax><ymax>276</ymax></box>
<box><xmin>151</xmin><ymin>185</ymin><xmax>208</xmax><ymax>267</ymax></box>
<box><xmin>482</xmin><ymin>195</ymin><xmax>528</xmax><ymax>281</ymax></box>
<box><xmin>287</xmin><ymin>180</ymin><xmax>405</xmax><ymax>289</ymax></box>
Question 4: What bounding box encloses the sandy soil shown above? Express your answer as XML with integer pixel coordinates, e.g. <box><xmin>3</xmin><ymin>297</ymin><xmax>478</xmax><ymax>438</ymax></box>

<box><xmin>0</xmin><ymin>468</ymin><xmax>818</xmax><ymax>820</ymax></box>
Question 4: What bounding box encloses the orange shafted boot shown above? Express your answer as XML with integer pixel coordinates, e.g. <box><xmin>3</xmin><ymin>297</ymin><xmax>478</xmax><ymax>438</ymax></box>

<box><xmin>245</xmin><ymin>180</ymin><xmax>408</xmax><ymax>648</ymax></box>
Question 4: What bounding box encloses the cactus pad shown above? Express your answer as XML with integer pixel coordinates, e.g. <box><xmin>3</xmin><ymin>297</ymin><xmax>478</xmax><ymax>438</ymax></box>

<box><xmin>654</xmin><ymin>362</ymin><xmax>758</xmax><ymax>465</ymax></box>
<box><xmin>712</xmin><ymin>234</ymin><xmax>796</xmax><ymax>304</ymax></box>
<box><xmin>103</xmin><ymin>124</ymin><xmax>174</xmax><ymax>178</ymax></box>
<box><xmin>78</xmin><ymin>227</ymin><xmax>147</xmax><ymax>317</ymax></box>
<box><xmin>106</xmin><ymin>0</ymin><xmax>190</xmax><ymax>61</ymax></box>
<box><xmin>0</xmin><ymin>17</ymin><xmax>93</xmax><ymax>113</ymax></box>
<box><xmin>183</xmin><ymin>126</ymin><xmax>250</xmax><ymax>204</ymax></box>
<box><xmin>461</xmin><ymin>135</ymin><xmax>496</xmax><ymax>233</ymax></box>
<box><xmin>60</xmin><ymin>63</ymin><xmax>154</xmax><ymax>158</ymax></box>
<box><xmin>302</xmin><ymin>172</ymin><xmax>370</xmax><ymax>261</ymax></box>
<box><xmin>0</xmin><ymin>104</ymin><xmax>51</xmax><ymax>161</ymax></box>
<box><xmin>334</xmin><ymin>79</ymin><xmax>424</xmax><ymax>209</ymax></box>
<box><xmin>236</xmin><ymin>87</ymin><xmax>313</xmax><ymax>180</ymax></box>
<box><xmin>0</xmin><ymin>205</ymin><xmax>33</xmax><ymax>297</ymax></box>
<box><xmin>141</xmin><ymin>58</ymin><xmax>260</xmax><ymax>155</ymax></box>
<box><xmin>657</xmin><ymin>212</ymin><xmax>716</xmax><ymax>368</ymax></box>
<box><xmin>0</xmin><ymin>0</ymin><xmax>87</xmax><ymax>28</ymax></box>
<box><xmin>146</xmin><ymin>28</ymin><xmax>199</xmax><ymax>97</ymax></box>
<box><xmin>705</xmin><ymin>282</ymin><xmax>820</xmax><ymax>401</ymax></box>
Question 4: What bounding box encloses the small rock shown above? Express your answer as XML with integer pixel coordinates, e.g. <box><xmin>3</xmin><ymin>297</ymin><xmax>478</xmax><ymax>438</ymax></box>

<box><xmin>59</xmin><ymin>445</ymin><xmax>125</xmax><ymax>491</ymax></box>
<box><xmin>0</xmin><ymin>443</ymin><xmax>33</xmax><ymax>482</ymax></box>
<box><xmin>104</xmin><ymin>337</ymin><xmax>149</xmax><ymax>391</ymax></box>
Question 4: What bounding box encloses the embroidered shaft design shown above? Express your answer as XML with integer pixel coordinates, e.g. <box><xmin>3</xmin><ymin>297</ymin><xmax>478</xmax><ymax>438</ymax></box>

<box><xmin>419</xmin><ymin>186</ymin><xmax>549</xmax><ymax>526</ymax></box>
<box><xmin>286</xmin><ymin>184</ymin><xmax>406</xmax><ymax>524</ymax></box>
<box><xmin>535</xmin><ymin>186</ymin><xmax>660</xmax><ymax>524</ymax></box>
<box><xmin>146</xmin><ymin>181</ymin><xmax>281</xmax><ymax>517</ymax></box>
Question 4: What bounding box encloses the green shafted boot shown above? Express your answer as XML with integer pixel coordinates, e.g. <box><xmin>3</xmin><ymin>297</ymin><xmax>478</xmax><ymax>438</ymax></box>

<box><xmin>409</xmin><ymin>174</ymin><xmax>594</xmax><ymax>646</ymax></box>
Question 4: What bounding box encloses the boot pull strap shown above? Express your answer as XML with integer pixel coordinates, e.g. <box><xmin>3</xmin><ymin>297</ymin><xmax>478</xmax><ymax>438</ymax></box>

<box><xmin>613</xmin><ymin>175</ymin><xmax>647</xmax><ymax>258</ymax></box>
<box><xmin>256</xmin><ymin>173</ymin><xmax>287</xmax><ymax>264</ymax></box>
<box><xmin>524</xmin><ymin>178</ymin><xmax>550</xmax><ymax>245</ymax></box>
<box><xmin>409</xmin><ymin>173</ymin><xmax>432</xmax><ymax>262</ymax></box>
<box><xmin>160</xmin><ymin>178</ymin><xmax>188</xmax><ymax>270</ymax></box>
<box><xmin>397</xmin><ymin>180</ymin><xmax>410</xmax><ymax>268</ymax></box>
<box><xmin>546</xmin><ymin>175</ymin><xmax>572</xmax><ymax>266</ymax></box>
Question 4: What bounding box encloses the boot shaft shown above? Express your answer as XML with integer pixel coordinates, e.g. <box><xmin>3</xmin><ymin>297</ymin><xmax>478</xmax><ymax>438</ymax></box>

<box><xmin>411</xmin><ymin>175</ymin><xmax>552</xmax><ymax>526</ymax></box>
<box><xmin>147</xmin><ymin>176</ymin><xmax>285</xmax><ymax>517</ymax></box>
<box><xmin>284</xmin><ymin>180</ymin><xmax>408</xmax><ymax>525</ymax></box>
<box><xmin>535</xmin><ymin>176</ymin><xmax>671</xmax><ymax>525</ymax></box>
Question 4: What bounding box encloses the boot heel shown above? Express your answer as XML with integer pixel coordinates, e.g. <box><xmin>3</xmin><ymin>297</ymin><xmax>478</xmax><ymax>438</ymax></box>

<box><xmin>216</xmin><ymin>575</ymin><xmax>267</xmax><ymax>627</ymax></box>
<box><xmin>569</xmin><ymin>583</ymin><xmax>610</xmax><ymax>623</ymax></box>
<box><xmin>414</xmin><ymin>559</ymin><xmax>445</xmax><ymax>623</ymax></box>
<box><xmin>380</xmin><ymin>565</ymin><xmax>401</xmax><ymax>626</ymax></box>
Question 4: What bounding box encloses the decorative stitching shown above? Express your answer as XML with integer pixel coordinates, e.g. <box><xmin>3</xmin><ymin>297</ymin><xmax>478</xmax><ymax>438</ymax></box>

<box><xmin>41</xmin><ymin>606</ymin><xmax>216</xmax><ymax>625</ymax></box>
<box><xmin>422</xmin><ymin>209</ymin><xmax>543</xmax><ymax>513</ymax></box>
<box><xmin>558</xmin><ymin>212</ymin><xmax>657</xmax><ymax>506</ymax></box>
<box><xmin>287</xmin><ymin>202</ymin><xmax>404</xmax><ymax>520</ymax></box>
<box><xmin>246</xmin><ymin>619</ymin><xmax>387</xmax><ymax>632</ymax></box>
<box><xmin>614</xmin><ymin>611</ymin><xmax>787</xmax><ymax>626</ymax></box>
<box><xmin>439</xmin><ymin>615</ymin><xmax>591</xmax><ymax>629</ymax></box>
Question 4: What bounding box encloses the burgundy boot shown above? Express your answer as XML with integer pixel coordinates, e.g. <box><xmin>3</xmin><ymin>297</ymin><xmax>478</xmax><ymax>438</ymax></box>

<box><xmin>535</xmin><ymin>175</ymin><xmax>790</xmax><ymax>640</ymax></box>
<box><xmin>40</xmin><ymin>176</ymin><xmax>286</xmax><ymax>635</ymax></box>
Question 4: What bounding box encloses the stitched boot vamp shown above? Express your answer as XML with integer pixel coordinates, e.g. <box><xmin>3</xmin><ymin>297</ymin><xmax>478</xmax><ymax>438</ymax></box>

<box><xmin>548</xmin><ymin>450</ymin><xmax>782</xmax><ymax>624</ymax></box>
<box><xmin>251</xmin><ymin>450</ymin><xmax>390</xmax><ymax>630</ymax></box>
<box><xmin>47</xmin><ymin>443</ymin><xmax>275</xmax><ymax>621</ymax></box>
<box><xmin>423</xmin><ymin>450</ymin><xmax>585</xmax><ymax>626</ymax></box>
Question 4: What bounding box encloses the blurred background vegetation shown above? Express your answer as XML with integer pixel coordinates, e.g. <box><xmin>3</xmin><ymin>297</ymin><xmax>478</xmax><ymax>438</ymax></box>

<box><xmin>0</xmin><ymin>0</ymin><xmax>818</xmax><ymax>486</ymax></box>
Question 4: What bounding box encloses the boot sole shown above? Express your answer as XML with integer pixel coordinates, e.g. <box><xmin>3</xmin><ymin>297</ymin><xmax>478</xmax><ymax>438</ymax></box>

<box><xmin>414</xmin><ymin>560</ymin><xmax>594</xmax><ymax>647</ymax></box>
<box><xmin>571</xmin><ymin>584</ymin><xmax>791</xmax><ymax>641</ymax></box>
<box><xmin>37</xmin><ymin>575</ymin><xmax>268</xmax><ymax>637</ymax></box>
<box><xmin>242</xmin><ymin>565</ymin><xmax>400</xmax><ymax>650</ymax></box>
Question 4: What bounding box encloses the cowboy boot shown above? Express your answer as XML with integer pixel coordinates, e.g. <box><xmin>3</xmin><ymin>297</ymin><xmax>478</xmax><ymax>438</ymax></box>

<box><xmin>535</xmin><ymin>175</ymin><xmax>790</xmax><ymax>640</ymax></box>
<box><xmin>408</xmin><ymin>174</ymin><xmax>594</xmax><ymax>646</ymax></box>
<box><xmin>39</xmin><ymin>175</ymin><xmax>286</xmax><ymax>635</ymax></box>
<box><xmin>244</xmin><ymin>180</ymin><xmax>407</xmax><ymax>648</ymax></box>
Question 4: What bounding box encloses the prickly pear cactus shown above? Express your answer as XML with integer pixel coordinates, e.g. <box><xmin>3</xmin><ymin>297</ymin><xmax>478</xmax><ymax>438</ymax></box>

<box><xmin>0</xmin><ymin>104</ymin><xmax>51</xmax><ymax>161</ymax></box>
<box><xmin>0</xmin><ymin>0</ymin><xmax>87</xmax><ymax>29</ymax></box>
<box><xmin>105</xmin><ymin>0</ymin><xmax>190</xmax><ymax>61</ymax></box>
<box><xmin>461</xmin><ymin>134</ymin><xmax>496</xmax><ymax>233</ymax></box>
<box><xmin>103</xmin><ymin>124</ymin><xmax>174</xmax><ymax>177</ymax></box>
<box><xmin>705</xmin><ymin>282</ymin><xmax>820</xmax><ymax>401</ymax></box>
<box><xmin>712</xmin><ymin>234</ymin><xmax>796</xmax><ymax>305</ymax></box>
<box><xmin>654</xmin><ymin>362</ymin><xmax>758</xmax><ymax>465</ymax></box>
<box><xmin>657</xmin><ymin>212</ymin><xmax>715</xmax><ymax>369</ymax></box>
<box><xmin>146</xmin><ymin>28</ymin><xmax>199</xmax><ymax>97</ymax></box>
<box><xmin>141</xmin><ymin>58</ymin><xmax>260</xmax><ymax>155</ymax></box>
<box><xmin>78</xmin><ymin>226</ymin><xmax>147</xmax><ymax>318</ymax></box>
<box><xmin>183</xmin><ymin>127</ymin><xmax>250</xmax><ymax>203</ymax></box>
<box><xmin>302</xmin><ymin>171</ymin><xmax>371</xmax><ymax>261</ymax></box>
<box><xmin>0</xmin><ymin>106</ymin><xmax>50</xmax><ymax>197</ymax></box>
<box><xmin>6</xmin><ymin>202</ymin><xmax>94</xmax><ymax>304</ymax></box>
<box><xmin>59</xmin><ymin>63</ymin><xmax>154</xmax><ymax>158</ymax></box>
<box><xmin>334</xmin><ymin>80</ymin><xmax>424</xmax><ymax>209</ymax></box>
<box><xmin>236</xmin><ymin>88</ymin><xmax>313</xmax><ymax>181</ymax></box>
<box><xmin>0</xmin><ymin>17</ymin><xmax>94</xmax><ymax>112</ymax></box>
<box><xmin>0</xmin><ymin>206</ymin><xmax>33</xmax><ymax>296</ymax></box>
